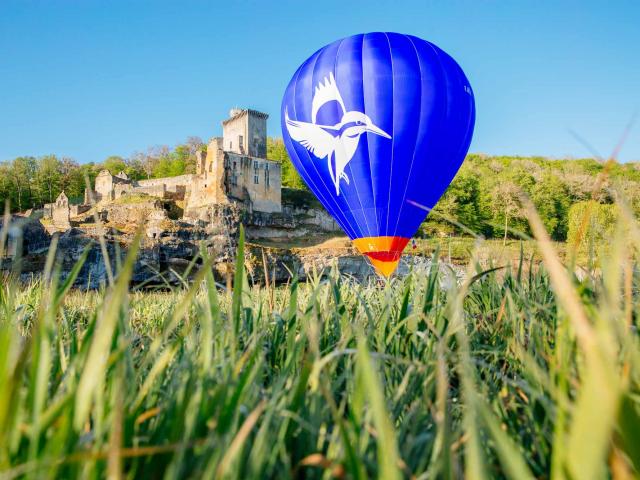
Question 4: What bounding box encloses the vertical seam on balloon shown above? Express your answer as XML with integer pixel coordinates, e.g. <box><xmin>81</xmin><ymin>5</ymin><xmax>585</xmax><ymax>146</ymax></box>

<box><xmin>287</xmin><ymin>64</ymin><xmax>351</xmax><ymax>236</ymax></box>
<box><xmin>445</xmin><ymin>67</ymin><xmax>475</xmax><ymax>202</ymax></box>
<box><xmin>391</xmin><ymin>35</ymin><xmax>424</xmax><ymax>238</ymax></box>
<box><xmin>289</xmin><ymin>53</ymin><xmax>358</xmax><ymax>239</ymax></box>
<box><xmin>330</xmin><ymin>37</ymin><xmax>365</xmax><ymax>238</ymax></box>
<box><xmin>362</xmin><ymin>33</ymin><xmax>380</xmax><ymax>238</ymax></box>
<box><xmin>360</xmin><ymin>34</ymin><xmax>380</xmax><ymax>236</ymax></box>
<box><xmin>289</xmin><ymin>62</ymin><xmax>349</xmax><ymax>235</ymax></box>
<box><xmin>405</xmin><ymin>40</ymin><xmax>449</xmax><ymax>227</ymax></box>
<box><xmin>428</xmin><ymin>43</ymin><xmax>452</xmax><ymax>226</ymax></box>
<box><xmin>383</xmin><ymin>32</ymin><xmax>395</xmax><ymax>236</ymax></box>
<box><xmin>308</xmin><ymin>47</ymin><xmax>355</xmax><ymax>235</ymax></box>
<box><xmin>453</xmin><ymin>67</ymin><xmax>476</xmax><ymax>174</ymax></box>
<box><xmin>335</xmin><ymin>35</ymin><xmax>372</xmax><ymax>238</ymax></box>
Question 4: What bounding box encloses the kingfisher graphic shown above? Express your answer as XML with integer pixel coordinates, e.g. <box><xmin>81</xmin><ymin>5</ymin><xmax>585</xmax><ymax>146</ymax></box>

<box><xmin>285</xmin><ymin>73</ymin><xmax>391</xmax><ymax>196</ymax></box>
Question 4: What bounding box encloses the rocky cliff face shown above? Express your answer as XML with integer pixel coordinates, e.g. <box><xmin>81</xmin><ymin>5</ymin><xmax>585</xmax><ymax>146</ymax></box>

<box><xmin>245</xmin><ymin>204</ymin><xmax>340</xmax><ymax>241</ymax></box>
<box><xmin>2</xmin><ymin>193</ymin><xmax>455</xmax><ymax>289</ymax></box>
<box><xmin>0</xmin><ymin>215</ymin><xmax>50</xmax><ymax>257</ymax></box>
<box><xmin>0</xmin><ymin>215</ymin><xmax>51</xmax><ymax>273</ymax></box>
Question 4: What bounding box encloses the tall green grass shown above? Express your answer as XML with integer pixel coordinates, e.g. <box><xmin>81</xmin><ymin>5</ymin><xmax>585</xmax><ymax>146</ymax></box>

<box><xmin>0</xmin><ymin>208</ymin><xmax>639</xmax><ymax>479</ymax></box>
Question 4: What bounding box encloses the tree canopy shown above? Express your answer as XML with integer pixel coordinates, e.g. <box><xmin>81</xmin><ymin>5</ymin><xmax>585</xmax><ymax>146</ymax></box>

<box><xmin>2</xmin><ymin>140</ymin><xmax>638</xmax><ymax>242</ymax></box>
<box><xmin>0</xmin><ymin>138</ymin><xmax>206</xmax><ymax>209</ymax></box>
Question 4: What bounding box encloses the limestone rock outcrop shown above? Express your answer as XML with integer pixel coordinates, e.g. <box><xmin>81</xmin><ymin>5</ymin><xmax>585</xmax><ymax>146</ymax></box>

<box><xmin>0</xmin><ymin>215</ymin><xmax>50</xmax><ymax>258</ymax></box>
<box><xmin>4</xmin><ymin>183</ymin><xmax>439</xmax><ymax>288</ymax></box>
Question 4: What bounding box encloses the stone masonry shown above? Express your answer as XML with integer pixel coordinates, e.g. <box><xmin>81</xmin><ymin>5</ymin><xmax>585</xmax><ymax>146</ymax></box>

<box><xmin>52</xmin><ymin>192</ymin><xmax>71</xmax><ymax>230</ymax></box>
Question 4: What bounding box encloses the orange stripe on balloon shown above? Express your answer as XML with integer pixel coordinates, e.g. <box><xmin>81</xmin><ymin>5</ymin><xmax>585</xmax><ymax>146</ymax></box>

<box><xmin>352</xmin><ymin>236</ymin><xmax>409</xmax><ymax>277</ymax></box>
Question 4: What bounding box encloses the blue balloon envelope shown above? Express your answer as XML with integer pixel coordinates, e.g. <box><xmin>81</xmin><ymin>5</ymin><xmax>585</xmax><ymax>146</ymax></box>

<box><xmin>281</xmin><ymin>32</ymin><xmax>475</xmax><ymax>276</ymax></box>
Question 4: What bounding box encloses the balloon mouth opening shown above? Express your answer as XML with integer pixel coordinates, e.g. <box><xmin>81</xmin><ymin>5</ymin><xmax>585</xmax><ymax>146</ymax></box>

<box><xmin>352</xmin><ymin>236</ymin><xmax>409</xmax><ymax>277</ymax></box>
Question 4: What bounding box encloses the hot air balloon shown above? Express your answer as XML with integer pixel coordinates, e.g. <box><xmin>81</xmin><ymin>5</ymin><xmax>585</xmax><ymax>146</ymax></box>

<box><xmin>281</xmin><ymin>32</ymin><xmax>475</xmax><ymax>276</ymax></box>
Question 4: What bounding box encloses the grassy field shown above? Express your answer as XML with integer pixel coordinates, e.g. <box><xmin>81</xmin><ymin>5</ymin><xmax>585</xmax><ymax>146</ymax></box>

<box><xmin>1</xmin><ymin>204</ymin><xmax>639</xmax><ymax>479</ymax></box>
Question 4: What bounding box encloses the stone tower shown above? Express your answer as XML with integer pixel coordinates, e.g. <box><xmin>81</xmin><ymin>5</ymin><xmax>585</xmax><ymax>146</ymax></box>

<box><xmin>186</xmin><ymin>108</ymin><xmax>281</xmax><ymax>214</ymax></box>
<box><xmin>222</xmin><ymin>109</ymin><xmax>268</xmax><ymax>158</ymax></box>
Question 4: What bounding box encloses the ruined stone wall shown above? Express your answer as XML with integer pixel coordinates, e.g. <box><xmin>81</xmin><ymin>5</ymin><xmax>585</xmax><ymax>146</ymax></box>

<box><xmin>42</xmin><ymin>203</ymin><xmax>53</xmax><ymax>219</ymax></box>
<box><xmin>186</xmin><ymin>139</ymin><xmax>229</xmax><ymax>212</ymax></box>
<box><xmin>94</xmin><ymin>170</ymin><xmax>132</xmax><ymax>203</ymax></box>
<box><xmin>128</xmin><ymin>174</ymin><xmax>196</xmax><ymax>201</ymax></box>
<box><xmin>197</xmin><ymin>138</ymin><xmax>222</xmax><ymax>175</ymax></box>
<box><xmin>137</xmin><ymin>174</ymin><xmax>196</xmax><ymax>192</ymax></box>
<box><xmin>225</xmin><ymin>154</ymin><xmax>249</xmax><ymax>200</ymax></box>
<box><xmin>113</xmin><ymin>184</ymin><xmax>134</xmax><ymax>199</ymax></box>
<box><xmin>248</xmin><ymin>159</ymin><xmax>281</xmax><ymax>213</ymax></box>
<box><xmin>52</xmin><ymin>193</ymin><xmax>71</xmax><ymax>230</ymax></box>
<box><xmin>94</xmin><ymin>171</ymin><xmax>114</xmax><ymax>202</ymax></box>
<box><xmin>69</xmin><ymin>204</ymin><xmax>91</xmax><ymax>216</ymax></box>
<box><xmin>52</xmin><ymin>210</ymin><xmax>70</xmax><ymax>228</ymax></box>
<box><xmin>196</xmin><ymin>150</ymin><xmax>206</xmax><ymax>175</ymax></box>
<box><xmin>84</xmin><ymin>189</ymin><xmax>95</xmax><ymax>205</ymax></box>
<box><xmin>247</xmin><ymin>112</ymin><xmax>267</xmax><ymax>158</ymax></box>
<box><xmin>226</xmin><ymin>153</ymin><xmax>281</xmax><ymax>213</ymax></box>
<box><xmin>100</xmin><ymin>199</ymin><xmax>166</xmax><ymax>225</ymax></box>
<box><xmin>133</xmin><ymin>184</ymin><xmax>166</xmax><ymax>199</ymax></box>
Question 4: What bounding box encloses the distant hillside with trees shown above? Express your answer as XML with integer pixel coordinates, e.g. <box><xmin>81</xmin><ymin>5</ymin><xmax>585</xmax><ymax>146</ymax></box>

<box><xmin>0</xmin><ymin>137</ymin><xmax>207</xmax><ymax>210</ymax></box>
<box><xmin>423</xmin><ymin>154</ymin><xmax>640</xmax><ymax>241</ymax></box>
<box><xmin>2</xmin><ymin>137</ymin><xmax>638</xmax><ymax>242</ymax></box>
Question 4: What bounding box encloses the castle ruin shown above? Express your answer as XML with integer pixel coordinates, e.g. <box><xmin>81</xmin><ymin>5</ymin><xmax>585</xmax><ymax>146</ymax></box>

<box><xmin>9</xmin><ymin>108</ymin><xmax>349</xmax><ymax>288</ymax></box>
<box><xmin>85</xmin><ymin>108</ymin><xmax>282</xmax><ymax>214</ymax></box>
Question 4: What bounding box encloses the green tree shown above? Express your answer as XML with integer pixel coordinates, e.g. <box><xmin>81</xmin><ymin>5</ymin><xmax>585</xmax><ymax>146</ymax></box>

<box><xmin>152</xmin><ymin>152</ymin><xmax>186</xmax><ymax>178</ymax></box>
<box><xmin>59</xmin><ymin>158</ymin><xmax>88</xmax><ymax>202</ymax></box>
<box><xmin>9</xmin><ymin>157</ymin><xmax>37</xmax><ymax>211</ymax></box>
<box><xmin>179</xmin><ymin>136</ymin><xmax>205</xmax><ymax>174</ymax></box>
<box><xmin>174</xmin><ymin>145</ymin><xmax>194</xmax><ymax>174</ymax></box>
<box><xmin>422</xmin><ymin>167</ymin><xmax>490</xmax><ymax>237</ymax></box>
<box><xmin>491</xmin><ymin>181</ymin><xmax>525</xmax><ymax>245</ymax></box>
<box><xmin>567</xmin><ymin>201</ymin><xmax>619</xmax><ymax>258</ymax></box>
<box><xmin>267</xmin><ymin>137</ymin><xmax>307</xmax><ymax>190</ymax></box>
<box><xmin>531</xmin><ymin>173</ymin><xmax>571</xmax><ymax>240</ymax></box>
<box><xmin>37</xmin><ymin>155</ymin><xmax>61</xmax><ymax>204</ymax></box>
<box><xmin>103</xmin><ymin>156</ymin><xmax>127</xmax><ymax>175</ymax></box>
<box><xmin>81</xmin><ymin>163</ymin><xmax>102</xmax><ymax>195</ymax></box>
<box><xmin>0</xmin><ymin>163</ymin><xmax>13</xmax><ymax>210</ymax></box>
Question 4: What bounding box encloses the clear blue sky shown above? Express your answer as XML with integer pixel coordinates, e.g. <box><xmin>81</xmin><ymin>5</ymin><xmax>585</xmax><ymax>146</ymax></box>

<box><xmin>1</xmin><ymin>0</ymin><xmax>638</xmax><ymax>163</ymax></box>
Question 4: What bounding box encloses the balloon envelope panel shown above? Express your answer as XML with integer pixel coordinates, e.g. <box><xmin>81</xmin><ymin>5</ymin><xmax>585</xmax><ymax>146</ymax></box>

<box><xmin>281</xmin><ymin>32</ymin><xmax>475</xmax><ymax>273</ymax></box>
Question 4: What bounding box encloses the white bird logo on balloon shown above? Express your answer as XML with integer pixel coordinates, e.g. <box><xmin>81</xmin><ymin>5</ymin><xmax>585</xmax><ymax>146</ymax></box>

<box><xmin>285</xmin><ymin>73</ymin><xmax>391</xmax><ymax>196</ymax></box>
